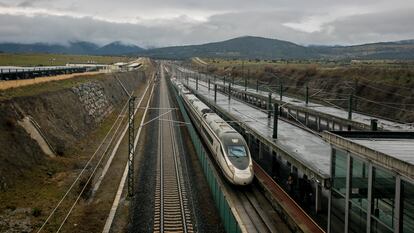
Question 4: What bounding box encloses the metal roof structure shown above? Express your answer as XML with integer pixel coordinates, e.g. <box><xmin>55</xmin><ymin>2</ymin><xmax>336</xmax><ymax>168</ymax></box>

<box><xmin>183</xmin><ymin>77</ymin><xmax>332</xmax><ymax>184</ymax></box>
<box><xmin>323</xmin><ymin>131</ymin><xmax>414</xmax><ymax>179</ymax></box>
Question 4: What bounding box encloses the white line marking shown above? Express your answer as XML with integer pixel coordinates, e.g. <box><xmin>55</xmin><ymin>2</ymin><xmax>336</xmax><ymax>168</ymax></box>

<box><xmin>102</xmin><ymin>76</ymin><xmax>155</xmax><ymax>233</ymax></box>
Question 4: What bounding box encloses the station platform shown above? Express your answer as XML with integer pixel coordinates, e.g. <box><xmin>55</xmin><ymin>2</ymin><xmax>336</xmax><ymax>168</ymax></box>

<box><xmin>177</xmin><ymin>66</ymin><xmax>413</xmax><ymax>132</ymax></box>
<box><xmin>184</xmin><ymin>76</ymin><xmax>331</xmax><ymax>184</ymax></box>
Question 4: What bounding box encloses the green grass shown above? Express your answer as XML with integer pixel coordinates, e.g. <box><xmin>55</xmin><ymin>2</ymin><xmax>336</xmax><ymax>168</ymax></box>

<box><xmin>0</xmin><ymin>53</ymin><xmax>134</xmax><ymax>67</ymax></box>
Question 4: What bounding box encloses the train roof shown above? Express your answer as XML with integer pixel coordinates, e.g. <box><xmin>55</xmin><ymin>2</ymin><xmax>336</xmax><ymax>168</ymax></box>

<box><xmin>192</xmin><ymin>99</ymin><xmax>211</xmax><ymax>114</ymax></box>
<box><xmin>180</xmin><ymin>86</ymin><xmax>190</xmax><ymax>94</ymax></box>
<box><xmin>186</xmin><ymin>94</ymin><xmax>199</xmax><ymax>102</ymax></box>
<box><xmin>205</xmin><ymin>114</ymin><xmax>237</xmax><ymax>137</ymax></box>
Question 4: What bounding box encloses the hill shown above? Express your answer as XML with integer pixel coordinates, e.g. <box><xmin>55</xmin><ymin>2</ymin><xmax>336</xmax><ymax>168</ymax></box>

<box><xmin>141</xmin><ymin>36</ymin><xmax>414</xmax><ymax>60</ymax></box>
<box><xmin>1</xmin><ymin>36</ymin><xmax>414</xmax><ymax>60</ymax></box>
<box><xmin>96</xmin><ymin>41</ymin><xmax>145</xmax><ymax>55</ymax></box>
<box><xmin>314</xmin><ymin>40</ymin><xmax>414</xmax><ymax>60</ymax></box>
<box><xmin>143</xmin><ymin>36</ymin><xmax>313</xmax><ymax>59</ymax></box>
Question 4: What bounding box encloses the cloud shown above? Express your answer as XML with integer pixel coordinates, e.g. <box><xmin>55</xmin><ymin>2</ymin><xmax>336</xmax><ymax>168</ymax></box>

<box><xmin>17</xmin><ymin>0</ymin><xmax>47</xmax><ymax>7</ymax></box>
<box><xmin>0</xmin><ymin>0</ymin><xmax>413</xmax><ymax>47</ymax></box>
<box><xmin>315</xmin><ymin>8</ymin><xmax>414</xmax><ymax>44</ymax></box>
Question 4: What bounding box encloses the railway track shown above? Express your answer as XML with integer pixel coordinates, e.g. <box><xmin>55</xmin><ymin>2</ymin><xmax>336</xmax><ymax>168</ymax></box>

<box><xmin>204</xmin><ymin>160</ymin><xmax>281</xmax><ymax>233</ymax></box>
<box><xmin>167</xmin><ymin>65</ymin><xmax>290</xmax><ymax>233</ymax></box>
<box><xmin>153</xmin><ymin>65</ymin><xmax>194</xmax><ymax>233</ymax></box>
<box><xmin>238</xmin><ymin>188</ymin><xmax>279</xmax><ymax>233</ymax></box>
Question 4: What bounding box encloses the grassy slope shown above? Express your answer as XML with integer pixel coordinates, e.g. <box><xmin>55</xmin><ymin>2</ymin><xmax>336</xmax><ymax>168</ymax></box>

<box><xmin>0</xmin><ymin>63</ymin><xmax>154</xmax><ymax>232</ymax></box>
<box><xmin>201</xmin><ymin>58</ymin><xmax>414</xmax><ymax>85</ymax></box>
<box><xmin>0</xmin><ymin>74</ymin><xmax>105</xmax><ymax>101</ymax></box>
<box><xmin>0</xmin><ymin>53</ymin><xmax>133</xmax><ymax>66</ymax></box>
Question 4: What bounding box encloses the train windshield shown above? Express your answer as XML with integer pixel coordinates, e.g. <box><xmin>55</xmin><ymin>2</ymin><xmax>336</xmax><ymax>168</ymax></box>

<box><xmin>227</xmin><ymin>146</ymin><xmax>247</xmax><ymax>157</ymax></box>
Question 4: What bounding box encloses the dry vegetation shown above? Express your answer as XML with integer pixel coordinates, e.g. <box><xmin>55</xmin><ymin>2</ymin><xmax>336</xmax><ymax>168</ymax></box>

<box><xmin>193</xmin><ymin>58</ymin><xmax>414</xmax><ymax>122</ymax></box>
<box><xmin>0</xmin><ymin>63</ymin><xmax>155</xmax><ymax>232</ymax></box>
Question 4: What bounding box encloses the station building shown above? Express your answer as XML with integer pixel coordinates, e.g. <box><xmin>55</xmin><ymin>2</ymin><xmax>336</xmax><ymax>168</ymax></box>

<box><xmin>323</xmin><ymin>131</ymin><xmax>414</xmax><ymax>233</ymax></box>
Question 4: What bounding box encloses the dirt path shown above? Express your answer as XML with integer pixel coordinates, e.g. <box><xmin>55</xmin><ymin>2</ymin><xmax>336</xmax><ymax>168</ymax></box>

<box><xmin>0</xmin><ymin>71</ymin><xmax>104</xmax><ymax>90</ymax></box>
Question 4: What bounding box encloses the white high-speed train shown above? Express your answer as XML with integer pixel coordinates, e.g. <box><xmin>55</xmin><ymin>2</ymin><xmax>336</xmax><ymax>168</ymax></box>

<box><xmin>172</xmin><ymin>78</ymin><xmax>254</xmax><ymax>185</ymax></box>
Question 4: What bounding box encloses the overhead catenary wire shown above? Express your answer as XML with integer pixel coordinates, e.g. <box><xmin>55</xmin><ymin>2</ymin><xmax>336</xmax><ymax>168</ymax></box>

<box><xmin>357</xmin><ymin>76</ymin><xmax>413</xmax><ymax>91</ymax></box>
<box><xmin>355</xmin><ymin>81</ymin><xmax>414</xmax><ymax>99</ymax></box>
<box><xmin>321</xmin><ymin>98</ymin><xmax>413</xmax><ymax>125</ymax></box>
<box><xmin>354</xmin><ymin>95</ymin><xmax>414</xmax><ymax>114</ymax></box>
<box><xmin>186</xmin><ymin>66</ymin><xmax>414</xmax><ymax>124</ymax></box>
<box><xmin>56</xmin><ymin>96</ymin><xmax>140</xmax><ymax>232</ymax></box>
<box><xmin>54</xmin><ymin>77</ymin><xmax>153</xmax><ymax>232</ymax></box>
<box><xmin>36</xmin><ymin>95</ymin><xmax>131</xmax><ymax>233</ymax></box>
<box><xmin>281</xmin><ymin>105</ymin><xmax>321</xmax><ymax>136</ymax></box>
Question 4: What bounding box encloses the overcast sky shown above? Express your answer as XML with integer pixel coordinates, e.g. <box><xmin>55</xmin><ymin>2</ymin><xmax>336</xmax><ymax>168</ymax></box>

<box><xmin>0</xmin><ymin>0</ymin><xmax>413</xmax><ymax>48</ymax></box>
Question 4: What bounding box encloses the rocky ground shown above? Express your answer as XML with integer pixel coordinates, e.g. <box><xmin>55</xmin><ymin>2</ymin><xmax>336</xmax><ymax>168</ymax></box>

<box><xmin>0</xmin><ymin>69</ymin><xmax>149</xmax><ymax>232</ymax></box>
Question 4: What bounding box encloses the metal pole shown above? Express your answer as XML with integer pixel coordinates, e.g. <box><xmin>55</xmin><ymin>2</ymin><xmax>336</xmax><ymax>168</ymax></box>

<box><xmin>268</xmin><ymin>93</ymin><xmax>272</xmax><ymax>119</ymax></box>
<box><xmin>371</xmin><ymin>119</ymin><xmax>378</xmax><ymax>131</ymax></box>
<box><xmin>273</xmin><ymin>103</ymin><xmax>278</xmax><ymax>139</ymax></box>
<box><xmin>348</xmin><ymin>94</ymin><xmax>353</xmax><ymax>120</ymax></box>
<box><xmin>214</xmin><ymin>84</ymin><xmax>217</xmax><ymax>102</ymax></box>
<box><xmin>242</xmin><ymin>60</ymin><xmax>244</xmax><ymax>82</ymax></box>
<box><xmin>128</xmin><ymin>96</ymin><xmax>136</xmax><ymax>197</ymax></box>
<box><xmin>228</xmin><ymin>83</ymin><xmax>231</xmax><ymax>101</ymax></box>
<box><xmin>196</xmin><ymin>76</ymin><xmax>199</xmax><ymax>91</ymax></box>
<box><xmin>306</xmin><ymin>85</ymin><xmax>309</xmax><ymax>105</ymax></box>
<box><xmin>280</xmin><ymin>82</ymin><xmax>283</xmax><ymax>101</ymax></box>
<box><xmin>244</xmin><ymin>77</ymin><xmax>247</xmax><ymax>100</ymax></box>
<box><xmin>208</xmin><ymin>79</ymin><xmax>210</xmax><ymax>92</ymax></box>
<box><xmin>256</xmin><ymin>79</ymin><xmax>259</xmax><ymax>92</ymax></box>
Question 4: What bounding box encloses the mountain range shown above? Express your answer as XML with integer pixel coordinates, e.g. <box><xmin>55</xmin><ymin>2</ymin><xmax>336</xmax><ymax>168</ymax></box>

<box><xmin>1</xmin><ymin>36</ymin><xmax>414</xmax><ymax>60</ymax></box>
<box><xmin>0</xmin><ymin>41</ymin><xmax>145</xmax><ymax>56</ymax></box>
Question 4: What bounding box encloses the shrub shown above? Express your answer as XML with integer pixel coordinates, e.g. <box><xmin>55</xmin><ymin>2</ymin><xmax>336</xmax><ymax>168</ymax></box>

<box><xmin>32</xmin><ymin>207</ymin><xmax>42</xmax><ymax>217</ymax></box>
<box><xmin>55</xmin><ymin>143</ymin><xmax>65</xmax><ymax>156</ymax></box>
<box><xmin>6</xmin><ymin>205</ymin><xmax>16</xmax><ymax>211</ymax></box>
<box><xmin>4</xmin><ymin>117</ymin><xmax>15</xmax><ymax>129</ymax></box>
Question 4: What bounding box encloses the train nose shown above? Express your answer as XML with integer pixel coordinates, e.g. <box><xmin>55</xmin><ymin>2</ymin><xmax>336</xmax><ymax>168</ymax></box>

<box><xmin>233</xmin><ymin>170</ymin><xmax>254</xmax><ymax>185</ymax></box>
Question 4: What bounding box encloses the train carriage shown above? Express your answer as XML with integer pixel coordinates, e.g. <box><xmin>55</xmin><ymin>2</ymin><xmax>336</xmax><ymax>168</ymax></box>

<box><xmin>174</xmin><ymin>79</ymin><xmax>254</xmax><ymax>185</ymax></box>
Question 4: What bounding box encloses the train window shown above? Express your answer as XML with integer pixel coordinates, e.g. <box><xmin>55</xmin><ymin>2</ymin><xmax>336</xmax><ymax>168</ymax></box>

<box><xmin>201</xmin><ymin>109</ymin><xmax>213</xmax><ymax>114</ymax></box>
<box><xmin>227</xmin><ymin>146</ymin><xmax>247</xmax><ymax>157</ymax></box>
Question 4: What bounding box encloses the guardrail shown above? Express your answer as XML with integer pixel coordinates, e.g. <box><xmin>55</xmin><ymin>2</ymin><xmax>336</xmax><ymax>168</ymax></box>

<box><xmin>168</xmin><ymin>78</ymin><xmax>242</xmax><ymax>233</ymax></box>
<box><xmin>201</xmin><ymin>79</ymin><xmax>371</xmax><ymax>131</ymax></box>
